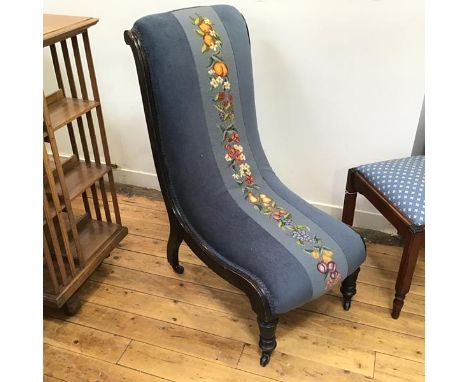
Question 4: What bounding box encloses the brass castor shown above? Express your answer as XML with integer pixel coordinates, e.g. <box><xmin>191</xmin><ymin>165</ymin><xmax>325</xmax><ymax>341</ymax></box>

<box><xmin>260</xmin><ymin>352</ymin><xmax>271</xmax><ymax>367</ymax></box>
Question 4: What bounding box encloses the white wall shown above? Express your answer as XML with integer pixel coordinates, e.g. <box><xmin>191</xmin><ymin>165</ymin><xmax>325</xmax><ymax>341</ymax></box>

<box><xmin>43</xmin><ymin>0</ymin><xmax>424</xmax><ymax>232</ymax></box>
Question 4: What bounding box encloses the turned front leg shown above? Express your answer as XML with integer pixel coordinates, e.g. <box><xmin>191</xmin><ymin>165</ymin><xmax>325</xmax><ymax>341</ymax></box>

<box><xmin>340</xmin><ymin>267</ymin><xmax>360</xmax><ymax>310</ymax></box>
<box><xmin>257</xmin><ymin>317</ymin><xmax>279</xmax><ymax>367</ymax></box>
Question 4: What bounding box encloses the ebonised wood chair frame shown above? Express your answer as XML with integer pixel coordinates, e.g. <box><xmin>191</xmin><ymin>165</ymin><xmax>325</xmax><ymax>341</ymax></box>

<box><xmin>124</xmin><ymin>29</ymin><xmax>359</xmax><ymax>366</ymax></box>
<box><xmin>342</xmin><ymin>168</ymin><xmax>424</xmax><ymax>319</ymax></box>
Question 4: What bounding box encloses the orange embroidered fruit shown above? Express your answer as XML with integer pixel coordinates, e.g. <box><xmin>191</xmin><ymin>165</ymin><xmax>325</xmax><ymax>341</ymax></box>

<box><xmin>247</xmin><ymin>192</ymin><xmax>259</xmax><ymax>204</ymax></box>
<box><xmin>213</xmin><ymin>61</ymin><xmax>229</xmax><ymax>77</ymax></box>
<box><xmin>203</xmin><ymin>34</ymin><xmax>214</xmax><ymax>47</ymax></box>
<box><xmin>199</xmin><ymin>21</ymin><xmax>212</xmax><ymax>33</ymax></box>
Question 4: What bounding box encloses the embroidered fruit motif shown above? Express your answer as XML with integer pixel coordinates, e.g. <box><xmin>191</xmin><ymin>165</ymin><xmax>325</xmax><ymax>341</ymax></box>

<box><xmin>203</xmin><ymin>34</ymin><xmax>214</xmax><ymax>47</ymax></box>
<box><xmin>259</xmin><ymin>194</ymin><xmax>272</xmax><ymax>206</ymax></box>
<box><xmin>213</xmin><ymin>61</ymin><xmax>228</xmax><ymax>77</ymax></box>
<box><xmin>246</xmin><ymin>192</ymin><xmax>259</xmax><ymax>204</ymax></box>
<box><xmin>198</xmin><ymin>20</ymin><xmax>212</xmax><ymax>33</ymax></box>
<box><xmin>191</xmin><ymin>14</ymin><xmax>342</xmax><ymax>291</ymax></box>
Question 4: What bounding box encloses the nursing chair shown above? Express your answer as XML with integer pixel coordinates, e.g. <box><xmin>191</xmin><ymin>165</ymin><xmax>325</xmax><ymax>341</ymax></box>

<box><xmin>125</xmin><ymin>5</ymin><xmax>366</xmax><ymax>366</ymax></box>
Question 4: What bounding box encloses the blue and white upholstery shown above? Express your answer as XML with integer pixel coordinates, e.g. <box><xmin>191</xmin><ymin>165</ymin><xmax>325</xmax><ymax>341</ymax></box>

<box><xmin>132</xmin><ymin>5</ymin><xmax>366</xmax><ymax>314</ymax></box>
<box><xmin>357</xmin><ymin>156</ymin><xmax>425</xmax><ymax>226</ymax></box>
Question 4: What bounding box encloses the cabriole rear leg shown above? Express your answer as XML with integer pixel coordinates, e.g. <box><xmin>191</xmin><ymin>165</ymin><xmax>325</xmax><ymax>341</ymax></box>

<box><xmin>167</xmin><ymin>217</ymin><xmax>184</xmax><ymax>274</ymax></box>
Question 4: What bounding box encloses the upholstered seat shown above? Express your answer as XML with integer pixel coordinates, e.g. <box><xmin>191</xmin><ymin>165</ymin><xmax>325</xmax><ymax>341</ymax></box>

<box><xmin>357</xmin><ymin>156</ymin><xmax>425</xmax><ymax>226</ymax></box>
<box><xmin>126</xmin><ymin>4</ymin><xmax>366</xmax><ymax>366</ymax></box>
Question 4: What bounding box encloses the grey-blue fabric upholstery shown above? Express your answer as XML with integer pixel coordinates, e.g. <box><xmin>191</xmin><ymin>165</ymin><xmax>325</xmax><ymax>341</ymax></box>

<box><xmin>133</xmin><ymin>5</ymin><xmax>366</xmax><ymax>314</ymax></box>
<box><xmin>357</xmin><ymin>156</ymin><xmax>425</xmax><ymax>226</ymax></box>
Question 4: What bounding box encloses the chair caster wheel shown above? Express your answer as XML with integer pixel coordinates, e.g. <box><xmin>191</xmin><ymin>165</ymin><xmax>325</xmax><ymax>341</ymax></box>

<box><xmin>342</xmin><ymin>300</ymin><xmax>352</xmax><ymax>311</ymax></box>
<box><xmin>172</xmin><ymin>264</ymin><xmax>184</xmax><ymax>274</ymax></box>
<box><xmin>260</xmin><ymin>353</ymin><xmax>271</xmax><ymax>367</ymax></box>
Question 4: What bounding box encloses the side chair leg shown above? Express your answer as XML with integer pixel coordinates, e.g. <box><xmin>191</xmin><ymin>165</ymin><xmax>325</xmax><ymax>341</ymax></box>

<box><xmin>167</xmin><ymin>217</ymin><xmax>184</xmax><ymax>274</ymax></box>
<box><xmin>392</xmin><ymin>232</ymin><xmax>424</xmax><ymax>319</ymax></box>
<box><xmin>340</xmin><ymin>267</ymin><xmax>360</xmax><ymax>311</ymax></box>
<box><xmin>258</xmin><ymin>317</ymin><xmax>279</xmax><ymax>367</ymax></box>
<box><xmin>342</xmin><ymin>169</ymin><xmax>358</xmax><ymax>226</ymax></box>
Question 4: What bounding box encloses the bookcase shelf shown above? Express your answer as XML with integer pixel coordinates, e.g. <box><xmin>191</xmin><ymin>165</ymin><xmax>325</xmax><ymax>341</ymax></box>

<box><xmin>48</xmin><ymin>96</ymin><xmax>100</xmax><ymax>131</ymax></box>
<box><xmin>43</xmin><ymin>14</ymin><xmax>127</xmax><ymax>314</ymax></box>
<box><xmin>44</xmin><ymin>158</ymin><xmax>111</xmax><ymax>220</ymax></box>
<box><xmin>47</xmin><ymin>161</ymin><xmax>110</xmax><ymax>200</ymax></box>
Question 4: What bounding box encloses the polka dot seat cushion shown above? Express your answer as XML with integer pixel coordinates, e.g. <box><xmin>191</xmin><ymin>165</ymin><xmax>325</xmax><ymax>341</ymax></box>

<box><xmin>357</xmin><ymin>156</ymin><xmax>425</xmax><ymax>226</ymax></box>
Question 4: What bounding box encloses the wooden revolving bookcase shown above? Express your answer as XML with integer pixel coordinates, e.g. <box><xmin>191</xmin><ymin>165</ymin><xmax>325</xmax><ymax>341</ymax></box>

<box><xmin>43</xmin><ymin>14</ymin><xmax>127</xmax><ymax>314</ymax></box>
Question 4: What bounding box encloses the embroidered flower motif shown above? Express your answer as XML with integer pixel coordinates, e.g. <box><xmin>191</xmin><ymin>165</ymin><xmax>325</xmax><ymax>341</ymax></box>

<box><xmin>191</xmin><ymin>15</ymin><xmax>341</xmax><ymax>290</ymax></box>
<box><xmin>239</xmin><ymin>163</ymin><xmax>251</xmax><ymax>176</ymax></box>
<box><xmin>210</xmin><ymin>77</ymin><xmax>219</xmax><ymax>88</ymax></box>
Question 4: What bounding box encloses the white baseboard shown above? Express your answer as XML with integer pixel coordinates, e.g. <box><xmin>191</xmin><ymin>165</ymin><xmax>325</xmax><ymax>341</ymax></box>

<box><xmin>113</xmin><ymin>167</ymin><xmax>160</xmax><ymax>190</ymax></box>
<box><xmin>114</xmin><ymin>167</ymin><xmax>395</xmax><ymax>234</ymax></box>
<box><xmin>307</xmin><ymin>201</ymin><xmax>396</xmax><ymax>234</ymax></box>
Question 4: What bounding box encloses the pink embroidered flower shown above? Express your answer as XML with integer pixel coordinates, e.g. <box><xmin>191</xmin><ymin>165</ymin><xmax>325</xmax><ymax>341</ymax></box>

<box><xmin>326</xmin><ymin>271</ymin><xmax>341</xmax><ymax>289</ymax></box>
<box><xmin>218</xmin><ymin>91</ymin><xmax>225</xmax><ymax>100</ymax></box>
<box><xmin>329</xmin><ymin>270</ymin><xmax>339</xmax><ymax>279</ymax></box>
<box><xmin>245</xmin><ymin>175</ymin><xmax>254</xmax><ymax>185</ymax></box>
<box><xmin>228</xmin><ymin>133</ymin><xmax>240</xmax><ymax>142</ymax></box>
<box><xmin>327</xmin><ymin>261</ymin><xmax>336</xmax><ymax>272</ymax></box>
<box><xmin>272</xmin><ymin>211</ymin><xmax>281</xmax><ymax>220</ymax></box>
<box><xmin>317</xmin><ymin>262</ymin><xmax>328</xmax><ymax>274</ymax></box>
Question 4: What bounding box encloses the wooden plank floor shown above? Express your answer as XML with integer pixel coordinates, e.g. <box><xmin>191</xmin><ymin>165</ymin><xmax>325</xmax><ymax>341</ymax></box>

<box><xmin>44</xmin><ymin>191</ymin><xmax>425</xmax><ymax>381</ymax></box>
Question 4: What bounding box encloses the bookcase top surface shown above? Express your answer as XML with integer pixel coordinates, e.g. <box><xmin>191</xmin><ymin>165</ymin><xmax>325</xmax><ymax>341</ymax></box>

<box><xmin>43</xmin><ymin>14</ymin><xmax>99</xmax><ymax>46</ymax></box>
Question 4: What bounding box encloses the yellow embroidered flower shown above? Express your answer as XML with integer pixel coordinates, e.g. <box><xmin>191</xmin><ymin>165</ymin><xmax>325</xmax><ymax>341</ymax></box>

<box><xmin>322</xmin><ymin>249</ymin><xmax>333</xmax><ymax>263</ymax></box>
<box><xmin>310</xmin><ymin>250</ymin><xmax>320</xmax><ymax>259</ymax></box>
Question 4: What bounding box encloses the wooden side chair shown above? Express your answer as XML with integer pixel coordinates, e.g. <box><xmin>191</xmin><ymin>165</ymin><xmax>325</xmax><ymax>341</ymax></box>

<box><xmin>342</xmin><ymin>155</ymin><xmax>425</xmax><ymax>319</ymax></box>
<box><xmin>124</xmin><ymin>5</ymin><xmax>367</xmax><ymax>366</ymax></box>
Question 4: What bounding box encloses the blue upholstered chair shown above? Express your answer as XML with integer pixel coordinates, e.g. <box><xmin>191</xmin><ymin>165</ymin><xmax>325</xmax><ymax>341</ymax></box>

<box><xmin>342</xmin><ymin>155</ymin><xmax>425</xmax><ymax>319</ymax></box>
<box><xmin>125</xmin><ymin>5</ymin><xmax>366</xmax><ymax>366</ymax></box>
